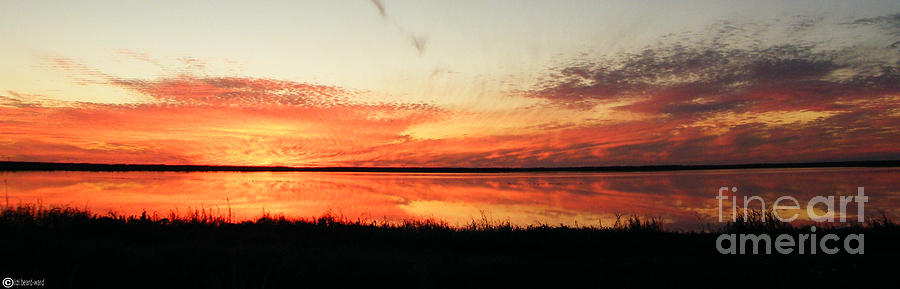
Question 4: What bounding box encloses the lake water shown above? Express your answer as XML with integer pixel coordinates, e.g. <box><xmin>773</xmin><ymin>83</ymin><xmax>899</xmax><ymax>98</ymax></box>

<box><xmin>2</xmin><ymin>168</ymin><xmax>898</xmax><ymax>230</ymax></box>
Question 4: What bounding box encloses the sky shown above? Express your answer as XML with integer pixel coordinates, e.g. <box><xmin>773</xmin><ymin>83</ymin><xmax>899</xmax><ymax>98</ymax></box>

<box><xmin>1</xmin><ymin>0</ymin><xmax>900</xmax><ymax>167</ymax></box>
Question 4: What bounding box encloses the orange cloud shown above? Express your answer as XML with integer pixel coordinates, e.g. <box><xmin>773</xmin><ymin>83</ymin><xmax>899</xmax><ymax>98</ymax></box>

<box><xmin>5</xmin><ymin>14</ymin><xmax>900</xmax><ymax>168</ymax></box>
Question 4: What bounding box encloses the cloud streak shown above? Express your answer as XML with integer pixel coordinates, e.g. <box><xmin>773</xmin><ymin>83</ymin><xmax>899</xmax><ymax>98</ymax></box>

<box><xmin>369</xmin><ymin>0</ymin><xmax>428</xmax><ymax>55</ymax></box>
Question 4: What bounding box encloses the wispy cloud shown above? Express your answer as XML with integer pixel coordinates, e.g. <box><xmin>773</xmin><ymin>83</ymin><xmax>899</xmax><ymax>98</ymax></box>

<box><xmin>370</xmin><ymin>0</ymin><xmax>386</xmax><ymax>19</ymax></box>
<box><xmin>369</xmin><ymin>0</ymin><xmax>428</xmax><ymax>55</ymax></box>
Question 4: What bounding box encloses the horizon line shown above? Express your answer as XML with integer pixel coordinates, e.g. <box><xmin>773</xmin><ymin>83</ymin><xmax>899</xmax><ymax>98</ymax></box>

<box><xmin>1</xmin><ymin>160</ymin><xmax>899</xmax><ymax>173</ymax></box>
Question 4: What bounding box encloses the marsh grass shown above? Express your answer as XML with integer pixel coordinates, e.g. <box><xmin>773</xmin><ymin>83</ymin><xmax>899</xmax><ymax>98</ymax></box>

<box><xmin>1</xmin><ymin>204</ymin><xmax>898</xmax><ymax>288</ymax></box>
<box><xmin>2</xmin><ymin>204</ymin><xmax>895</xmax><ymax>233</ymax></box>
<box><xmin>717</xmin><ymin>208</ymin><xmax>897</xmax><ymax>234</ymax></box>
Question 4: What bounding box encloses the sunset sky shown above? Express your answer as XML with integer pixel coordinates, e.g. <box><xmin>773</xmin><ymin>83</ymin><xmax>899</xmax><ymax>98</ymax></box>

<box><xmin>2</xmin><ymin>0</ymin><xmax>900</xmax><ymax>167</ymax></box>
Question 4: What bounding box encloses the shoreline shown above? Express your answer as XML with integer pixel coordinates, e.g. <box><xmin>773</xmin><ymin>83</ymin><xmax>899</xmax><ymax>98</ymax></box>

<box><xmin>2</xmin><ymin>160</ymin><xmax>899</xmax><ymax>173</ymax></box>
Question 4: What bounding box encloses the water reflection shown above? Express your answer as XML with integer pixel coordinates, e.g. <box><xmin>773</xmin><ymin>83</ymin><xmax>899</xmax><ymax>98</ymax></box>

<box><xmin>2</xmin><ymin>168</ymin><xmax>898</xmax><ymax>229</ymax></box>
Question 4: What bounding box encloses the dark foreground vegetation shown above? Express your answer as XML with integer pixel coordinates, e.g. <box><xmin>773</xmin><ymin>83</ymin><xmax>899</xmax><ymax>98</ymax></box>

<box><xmin>1</xmin><ymin>205</ymin><xmax>898</xmax><ymax>288</ymax></box>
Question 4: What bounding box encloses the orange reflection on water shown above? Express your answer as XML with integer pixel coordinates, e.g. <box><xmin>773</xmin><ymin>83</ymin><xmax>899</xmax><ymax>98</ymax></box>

<box><xmin>2</xmin><ymin>168</ymin><xmax>898</xmax><ymax>229</ymax></box>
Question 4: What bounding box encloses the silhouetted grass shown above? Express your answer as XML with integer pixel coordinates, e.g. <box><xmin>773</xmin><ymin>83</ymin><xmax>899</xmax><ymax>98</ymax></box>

<box><xmin>718</xmin><ymin>208</ymin><xmax>898</xmax><ymax>235</ymax></box>
<box><xmin>1</xmin><ymin>204</ymin><xmax>898</xmax><ymax>288</ymax></box>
